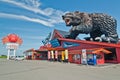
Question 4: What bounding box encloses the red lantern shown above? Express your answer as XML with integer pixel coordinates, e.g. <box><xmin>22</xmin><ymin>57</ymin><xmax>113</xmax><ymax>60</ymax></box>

<box><xmin>8</xmin><ymin>34</ymin><xmax>18</xmax><ymax>43</ymax></box>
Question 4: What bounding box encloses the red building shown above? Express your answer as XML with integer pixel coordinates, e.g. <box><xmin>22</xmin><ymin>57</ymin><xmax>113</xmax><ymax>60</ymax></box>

<box><xmin>40</xmin><ymin>29</ymin><xmax>120</xmax><ymax>65</ymax></box>
<box><xmin>25</xmin><ymin>29</ymin><xmax>120</xmax><ymax>65</ymax></box>
<box><xmin>24</xmin><ymin>48</ymin><xmax>48</xmax><ymax>60</ymax></box>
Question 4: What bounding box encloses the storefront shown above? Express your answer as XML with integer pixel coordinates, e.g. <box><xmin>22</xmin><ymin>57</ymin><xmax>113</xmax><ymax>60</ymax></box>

<box><xmin>43</xmin><ymin>29</ymin><xmax>120</xmax><ymax>65</ymax></box>
<box><xmin>24</xmin><ymin>48</ymin><xmax>48</xmax><ymax>60</ymax></box>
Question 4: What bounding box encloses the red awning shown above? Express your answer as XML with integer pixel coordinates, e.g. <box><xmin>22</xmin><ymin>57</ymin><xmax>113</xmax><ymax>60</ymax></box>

<box><xmin>92</xmin><ymin>48</ymin><xmax>111</xmax><ymax>54</ymax></box>
<box><xmin>69</xmin><ymin>48</ymin><xmax>111</xmax><ymax>55</ymax></box>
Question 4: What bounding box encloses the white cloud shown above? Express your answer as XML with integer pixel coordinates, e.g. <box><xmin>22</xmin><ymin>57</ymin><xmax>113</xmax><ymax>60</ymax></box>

<box><xmin>0</xmin><ymin>0</ymin><xmax>64</xmax><ymax>16</ymax></box>
<box><xmin>0</xmin><ymin>0</ymin><xmax>65</xmax><ymax>26</ymax></box>
<box><xmin>0</xmin><ymin>13</ymin><xmax>53</xmax><ymax>27</ymax></box>
<box><xmin>25</xmin><ymin>36</ymin><xmax>46</xmax><ymax>40</ymax></box>
<box><xmin>0</xmin><ymin>0</ymin><xmax>46</xmax><ymax>15</ymax></box>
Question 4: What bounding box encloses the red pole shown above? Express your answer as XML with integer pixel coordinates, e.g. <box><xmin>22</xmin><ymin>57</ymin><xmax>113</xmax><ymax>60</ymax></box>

<box><xmin>116</xmin><ymin>48</ymin><xmax>120</xmax><ymax>63</ymax></box>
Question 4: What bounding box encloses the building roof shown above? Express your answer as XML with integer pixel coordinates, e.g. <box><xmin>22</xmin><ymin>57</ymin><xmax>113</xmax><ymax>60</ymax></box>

<box><xmin>51</xmin><ymin>29</ymin><xmax>80</xmax><ymax>40</ymax></box>
<box><xmin>55</xmin><ymin>29</ymin><xmax>70</xmax><ymax>38</ymax></box>
<box><xmin>58</xmin><ymin>38</ymin><xmax>120</xmax><ymax>49</ymax></box>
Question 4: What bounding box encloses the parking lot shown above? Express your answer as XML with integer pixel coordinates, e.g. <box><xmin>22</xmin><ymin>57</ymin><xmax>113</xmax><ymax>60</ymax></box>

<box><xmin>0</xmin><ymin>59</ymin><xmax>120</xmax><ymax>80</ymax></box>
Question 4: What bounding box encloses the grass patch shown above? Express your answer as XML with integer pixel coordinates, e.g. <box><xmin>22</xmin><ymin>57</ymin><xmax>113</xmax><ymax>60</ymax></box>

<box><xmin>0</xmin><ymin>55</ymin><xmax>7</xmax><ymax>58</ymax></box>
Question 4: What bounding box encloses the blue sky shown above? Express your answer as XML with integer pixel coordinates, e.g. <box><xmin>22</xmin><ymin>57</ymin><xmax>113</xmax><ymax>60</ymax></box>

<box><xmin>0</xmin><ymin>0</ymin><xmax>120</xmax><ymax>55</ymax></box>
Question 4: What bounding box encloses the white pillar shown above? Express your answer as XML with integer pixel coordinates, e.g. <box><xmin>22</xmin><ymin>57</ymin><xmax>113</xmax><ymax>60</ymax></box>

<box><xmin>13</xmin><ymin>49</ymin><xmax>16</xmax><ymax>58</ymax></box>
<box><xmin>7</xmin><ymin>49</ymin><xmax>10</xmax><ymax>60</ymax></box>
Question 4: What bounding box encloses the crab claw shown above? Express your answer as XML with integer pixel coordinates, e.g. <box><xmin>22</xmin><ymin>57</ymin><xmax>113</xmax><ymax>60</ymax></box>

<box><xmin>95</xmin><ymin>37</ymin><xmax>102</xmax><ymax>42</ymax></box>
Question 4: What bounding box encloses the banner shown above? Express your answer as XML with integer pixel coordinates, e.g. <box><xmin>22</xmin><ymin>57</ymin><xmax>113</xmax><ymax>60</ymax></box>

<box><xmin>81</xmin><ymin>49</ymin><xmax>87</xmax><ymax>64</ymax></box>
<box><xmin>62</xmin><ymin>42</ymin><xmax>80</xmax><ymax>48</ymax></box>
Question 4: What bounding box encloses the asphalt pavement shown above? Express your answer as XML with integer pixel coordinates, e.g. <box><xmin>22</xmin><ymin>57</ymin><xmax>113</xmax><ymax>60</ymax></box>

<box><xmin>0</xmin><ymin>59</ymin><xmax>120</xmax><ymax>80</ymax></box>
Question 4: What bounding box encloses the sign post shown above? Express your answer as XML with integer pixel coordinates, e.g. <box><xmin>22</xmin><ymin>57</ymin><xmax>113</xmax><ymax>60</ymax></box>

<box><xmin>2</xmin><ymin>34</ymin><xmax>22</xmax><ymax>60</ymax></box>
<box><xmin>6</xmin><ymin>43</ymin><xmax>19</xmax><ymax>60</ymax></box>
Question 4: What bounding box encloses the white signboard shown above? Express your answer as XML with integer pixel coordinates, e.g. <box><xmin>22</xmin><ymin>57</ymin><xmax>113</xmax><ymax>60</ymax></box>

<box><xmin>6</xmin><ymin>43</ymin><xmax>19</xmax><ymax>49</ymax></box>
<box><xmin>81</xmin><ymin>49</ymin><xmax>87</xmax><ymax>64</ymax></box>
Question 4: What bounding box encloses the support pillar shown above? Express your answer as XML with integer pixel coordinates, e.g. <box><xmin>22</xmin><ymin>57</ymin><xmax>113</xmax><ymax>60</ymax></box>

<box><xmin>65</xmin><ymin>49</ymin><xmax>68</xmax><ymax>62</ymax></box>
<box><xmin>51</xmin><ymin>50</ymin><xmax>54</xmax><ymax>61</ymax></box>
<box><xmin>7</xmin><ymin>49</ymin><xmax>10</xmax><ymax>60</ymax></box>
<box><xmin>116</xmin><ymin>48</ymin><xmax>120</xmax><ymax>63</ymax></box>
<box><xmin>48</xmin><ymin>51</ymin><xmax>51</xmax><ymax>60</ymax></box>
<box><xmin>32</xmin><ymin>52</ymin><xmax>34</xmax><ymax>60</ymax></box>
<box><xmin>13</xmin><ymin>49</ymin><xmax>16</xmax><ymax>58</ymax></box>
<box><xmin>62</xmin><ymin>51</ymin><xmax>65</xmax><ymax>61</ymax></box>
<box><xmin>55</xmin><ymin>51</ymin><xmax>58</xmax><ymax>61</ymax></box>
